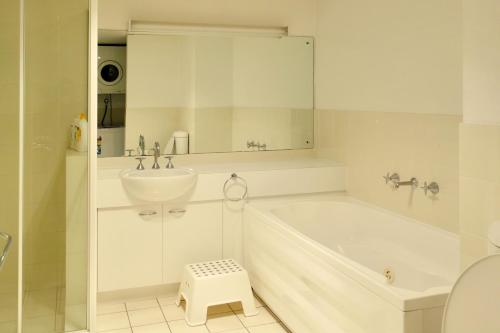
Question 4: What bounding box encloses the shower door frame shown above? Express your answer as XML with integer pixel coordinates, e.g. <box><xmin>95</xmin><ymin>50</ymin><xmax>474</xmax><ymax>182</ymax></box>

<box><xmin>87</xmin><ymin>0</ymin><xmax>98</xmax><ymax>332</ymax></box>
<box><xmin>88</xmin><ymin>0</ymin><xmax>98</xmax><ymax>331</ymax></box>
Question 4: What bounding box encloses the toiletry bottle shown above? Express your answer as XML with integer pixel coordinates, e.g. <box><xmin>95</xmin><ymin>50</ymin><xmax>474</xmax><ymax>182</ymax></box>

<box><xmin>78</xmin><ymin>113</ymin><xmax>88</xmax><ymax>152</ymax></box>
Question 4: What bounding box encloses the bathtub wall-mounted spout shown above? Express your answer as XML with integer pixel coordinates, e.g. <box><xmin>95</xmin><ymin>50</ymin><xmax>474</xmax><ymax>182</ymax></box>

<box><xmin>394</xmin><ymin>177</ymin><xmax>419</xmax><ymax>189</ymax></box>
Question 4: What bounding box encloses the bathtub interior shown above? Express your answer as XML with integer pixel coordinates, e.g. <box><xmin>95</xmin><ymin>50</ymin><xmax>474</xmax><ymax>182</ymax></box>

<box><xmin>247</xmin><ymin>195</ymin><xmax>460</xmax><ymax>306</ymax></box>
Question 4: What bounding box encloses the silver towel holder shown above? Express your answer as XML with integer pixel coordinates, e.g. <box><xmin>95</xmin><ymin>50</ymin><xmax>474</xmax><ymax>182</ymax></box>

<box><xmin>223</xmin><ymin>173</ymin><xmax>248</xmax><ymax>202</ymax></box>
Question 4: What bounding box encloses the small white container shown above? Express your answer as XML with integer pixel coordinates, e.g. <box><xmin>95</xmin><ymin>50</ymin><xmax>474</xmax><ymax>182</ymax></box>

<box><xmin>174</xmin><ymin>131</ymin><xmax>189</xmax><ymax>155</ymax></box>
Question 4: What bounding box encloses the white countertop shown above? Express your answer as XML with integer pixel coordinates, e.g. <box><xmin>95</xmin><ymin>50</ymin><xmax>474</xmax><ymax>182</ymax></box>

<box><xmin>98</xmin><ymin>157</ymin><xmax>343</xmax><ymax>179</ymax></box>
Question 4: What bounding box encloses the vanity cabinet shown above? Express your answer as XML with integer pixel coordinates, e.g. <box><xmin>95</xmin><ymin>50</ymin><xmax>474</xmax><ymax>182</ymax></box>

<box><xmin>97</xmin><ymin>202</ymin><xmax>223</xmax><ymax>292</ymax></box>
<box><xmin>164</xmin><ymin>202</ymin><xmax>223</xmax><ymax>283</ymax></box>
<box><xmin>98</xmin><ymin>205</ymin><xmax>163</xmax><ymax>292</ymax></box>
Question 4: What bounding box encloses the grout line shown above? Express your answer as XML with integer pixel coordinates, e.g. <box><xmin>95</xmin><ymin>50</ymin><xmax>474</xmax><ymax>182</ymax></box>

<box><xmin>124</xmin><ymin>305</ymin><xmax>133</xmax><ymax>331</ymax></box>
<box><xmin>157</xmin><ymin>296</ymin><xmax>174</xmax><ymax>333</ymax></box>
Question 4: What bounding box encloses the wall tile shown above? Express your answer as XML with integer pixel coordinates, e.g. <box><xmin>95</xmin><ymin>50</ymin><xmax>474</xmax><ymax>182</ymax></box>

<box><xmin>317</xmin><ymin>109</ymin><xmax>460</xmax><ymax>233</ymax></box>
<box><xmin>458</xmin><ymin>123</ymin><xmax>500</xmax><ymax>266</ymax></box>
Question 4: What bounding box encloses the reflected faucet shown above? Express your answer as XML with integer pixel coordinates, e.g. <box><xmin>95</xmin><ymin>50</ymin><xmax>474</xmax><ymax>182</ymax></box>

<box><xmin>152</xmin><ymin>141</ymin><xmax>161</xmax><ymax>169</ymax></box>
<box><xmin>247</xmin><ymin>140</ymin><xmax>267</xmax><ymax>151</ymax></box>
<box><xmin>138</xmin><ymin>135</ymin><xmax>145</xmax><ymax>156</ymax></box>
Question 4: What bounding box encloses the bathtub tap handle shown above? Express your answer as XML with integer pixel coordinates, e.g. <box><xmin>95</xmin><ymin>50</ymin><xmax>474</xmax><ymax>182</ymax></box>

<box><xmin>421</xmin><ymin>181</ymin><xmax>440</xmax><ymax>196</ymax></box>
<box><xmin>383</xmin><ymin>172</ymin><xmax>400</xmax><ymax>186</ymax></box>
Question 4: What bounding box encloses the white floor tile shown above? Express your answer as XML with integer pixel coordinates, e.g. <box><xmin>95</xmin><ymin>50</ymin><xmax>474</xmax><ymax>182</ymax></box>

<box><xmin>127</xmin><ymin>298</ymin><xmax>160</xmax><ymax>311</ymax></box>
<box><xmin>168</xmin><ymin>320</ymin><xmax>209</xmax><ymax>333</ymax></box>
<box><xmin>132</xmin><ymin>322</ymin><xmax>172</xmax><ymax>333</ymax></box>
<box><xmin>97</xmin><ymin>312</ymin><xmax>130</xmax><ymax>332</ymax></box>
<box><xmin>128</xmin><ymin>307</ymin><xmax>165</xmax><ymax>327</ymax></box>
<box><xmin>247</xmin><ymin>323</ymin><xmax>287</xmax><ymax>333</ymax></box>
<box><xmin>157</xmin><ymin>294</ymin><xmax>178</xmax><ymax>306</ymax></box>
<box><xmin>228</xmin><ymin>296</ymin><xmax>264</xmax><ymax>312</ymax></box>
<box><xmin>94</xmin><ymin>292</ymin><xmax>290</xmax><ymax>333</ymax></box>
<box><xmin>162</xmin><ymin>304</ymin><xmax>186</xmax><ymax>321</ymax></box>
<box><xmin>206</xmin><ymin>312</ymin><xmax>244</xmax><ymax>332</ymax></box>
<box><xmin>253</xmin><ymin>295</ymin><xmax>264</xmax><ymax>308</ymax></box>
<box><xmin>101</xmin><ymin>329</ymin><xmax>132</xmax><ymax>333</ymax></box>
<box><xmin>236</xmin><ymin>308</ymin><xmax>277</xmax><ymax>328</ymax></box>
<box><xmin>98</xmin><ymin>301</ymin><xmax>127</xmax><ymax>315</ymax></box>
<box><xmin>207</xmin><ymin>304</ymin><xmax>232</xmax><ymax>315</ymax></box>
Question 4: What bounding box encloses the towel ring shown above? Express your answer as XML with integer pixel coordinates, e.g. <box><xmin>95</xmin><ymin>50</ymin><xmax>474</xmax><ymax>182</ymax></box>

<box><xmin>223</xmin><ymin>173</ymin><xmax>248</xmax><ymax>202</ymax></box>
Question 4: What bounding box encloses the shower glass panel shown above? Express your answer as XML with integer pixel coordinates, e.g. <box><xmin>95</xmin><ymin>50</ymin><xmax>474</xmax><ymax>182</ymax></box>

<box><xmin>0</xmin><ymin>0</ymin><xmax>20</xmax><ymax>333</ymax></box>
<box><xmin>23</xmin><ymin>0</ymin><xmax>89</xmax><ymax>332</ymax></box>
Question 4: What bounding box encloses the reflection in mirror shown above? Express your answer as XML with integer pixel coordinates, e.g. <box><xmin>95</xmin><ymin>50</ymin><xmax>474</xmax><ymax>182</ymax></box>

<box><xmin>97</xmin><ymin>29</ymin><xmax>314</xmax><ymax>157</ymax></box>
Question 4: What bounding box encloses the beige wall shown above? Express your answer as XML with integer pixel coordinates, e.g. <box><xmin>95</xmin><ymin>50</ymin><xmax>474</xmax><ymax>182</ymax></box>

<box><xmin>459</xmin><ymin>0</ymin><xmax>500</xmax><ymax>267</ymax></box>
<box><xmin>23</xmin><ymin>0</ymin><xmax>88</xmax><ymax>297</ymax></box>
<box><xmin>459</xmin><ymin>124</ymin><xmax>500</xmax><ymax>267</ymax></box>
<box><xmin>0</xmin><ymin>0</ymin><xmax>20</xmax><ymax>331</ymax></box>
<box><xmin>314</xmin><ymin>0</ymin><xmax>462</xmax><ymax>233</ymax></box>
<box><xmin>462</xmin><ymin>0</ymin><xmax>500</xmax><ymax>125</ymax></box>
<box><xmin>98</xmin><ymin>0</ymin><xmax>316</xmax><ymax>36</ymax></box>
<box><xmin>315</xmin><ymin>0</ymin><xmax>462</xmax><ymax>115</ymax></box>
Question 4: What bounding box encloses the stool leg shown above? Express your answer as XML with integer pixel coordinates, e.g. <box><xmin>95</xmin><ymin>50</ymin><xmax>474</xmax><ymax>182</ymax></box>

<box><xmin>240</xmin><ymin>290</ymin><xmax>259</xmax><ymax>317</ymax></box>
<box><xmin>175</xmin><ymin>292</ymin><xmax>183</xmax><ymax>307</ymax></box>
<box><xmin>185</xmin><ymin>299</ymin><xmax>208</xmax><ymax>326</ymax></box>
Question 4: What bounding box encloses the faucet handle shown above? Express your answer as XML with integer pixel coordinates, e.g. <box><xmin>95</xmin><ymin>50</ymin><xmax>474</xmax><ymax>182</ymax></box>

<box><xmin>135</xmin><ymin>157</ymin><xmax>146</xmax><ymax>170</ymax></box>
<box><xmin>383</xmin><ymin>172</ymin><xmax>400</xmax><ymax>185</ymax></box>
<box><xmin>421</xmin><ymin>181</ymin><xmax>440</xmax><ymax>196</ymax></box>
<box><xmin>164</xmin><ymin>155</ymin><xmax>174</xmax><ymax>169</ymax></box>
<box><xmin>125</xmin><ymin>149</ymin><xmax>134</xmax><ymax>157</ymax></box>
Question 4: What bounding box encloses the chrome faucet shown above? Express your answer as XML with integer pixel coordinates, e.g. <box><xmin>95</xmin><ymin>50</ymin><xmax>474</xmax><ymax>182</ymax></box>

<box><xmin>138</xmin><ymin>135</ymin><xmax>145</xmax><ymax>156</ymax></box>
<box><xmin>152</xmin><ymin>141</ymin><xmax>161</xmax><ymax>169</ymax></box>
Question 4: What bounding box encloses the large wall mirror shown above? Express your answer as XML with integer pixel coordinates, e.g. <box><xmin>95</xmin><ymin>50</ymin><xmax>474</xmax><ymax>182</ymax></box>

<box><xmin>97</xmin><ymin>27</ymin><xmax>314</xmax><ymax>157</ymax></box>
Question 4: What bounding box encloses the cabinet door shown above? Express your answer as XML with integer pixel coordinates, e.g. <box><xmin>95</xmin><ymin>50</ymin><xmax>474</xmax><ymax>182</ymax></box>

<box><xmin>164</xmin><ymin>202</ymin><xmax>223</xmax><ymax>283</ymax></box>
<box><xmin>98</xmin><ymin>206</ymin><xmax>163</xmax><ymax>292</ymax></box>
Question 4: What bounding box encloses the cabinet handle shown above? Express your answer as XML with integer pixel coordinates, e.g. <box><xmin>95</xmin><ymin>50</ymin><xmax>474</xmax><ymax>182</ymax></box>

<box><xmin>168</xmin><ymin>208</ymin><xmax>186</xmax><ymax>214</ymax></box>
<box><xmin>139</xmin><ymin>210</ymin><xmax>158</xmax><ymax>217</ymax></box>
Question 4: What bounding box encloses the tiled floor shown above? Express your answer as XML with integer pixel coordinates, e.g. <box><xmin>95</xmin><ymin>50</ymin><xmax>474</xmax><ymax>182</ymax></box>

<box><xmin>97</xmin><ymin>292</ymin><xmax>291</xmax><ymax>333</ymax></box>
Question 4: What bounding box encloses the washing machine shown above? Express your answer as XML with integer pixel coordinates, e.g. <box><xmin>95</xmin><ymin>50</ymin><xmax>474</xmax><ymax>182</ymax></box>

<box><xmin>98</xmin><ymin>45</ymin><xmax>126</xmax><ymax>94</ymax></box>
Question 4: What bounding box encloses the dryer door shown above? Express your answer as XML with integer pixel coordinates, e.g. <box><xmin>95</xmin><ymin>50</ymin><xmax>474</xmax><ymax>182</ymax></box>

<box><xmin>99</xmin><ymin>60</ymin><xmax>123</xmax><ymax>86</ymax></box>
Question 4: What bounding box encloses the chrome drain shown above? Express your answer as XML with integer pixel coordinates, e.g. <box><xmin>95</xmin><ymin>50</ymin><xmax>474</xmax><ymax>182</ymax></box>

<box><xmin>384</xmin><ymin>268</ymin><xmax>395</xmax><ymax>284</ymax></box>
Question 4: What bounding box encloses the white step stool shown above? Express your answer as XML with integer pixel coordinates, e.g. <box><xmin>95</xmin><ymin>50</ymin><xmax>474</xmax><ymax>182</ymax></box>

<box><xmin>176</xmin><ymin>259</ymin><xmax>259</xmax><ymax>326</ymax></box>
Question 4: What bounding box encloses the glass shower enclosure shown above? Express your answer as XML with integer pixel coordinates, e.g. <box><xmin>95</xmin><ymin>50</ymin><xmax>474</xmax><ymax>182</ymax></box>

<box><xmin>0</xmin><ymin>0</ymin><xmax>90</xmax><ymax>332</ymax></box>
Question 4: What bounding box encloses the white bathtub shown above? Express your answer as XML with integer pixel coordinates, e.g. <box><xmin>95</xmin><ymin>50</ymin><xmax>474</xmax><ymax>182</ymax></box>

<box><xmin>243</xmin><ymin>194</ymin><xmax>459</xmax><ymax>333</ymax></box>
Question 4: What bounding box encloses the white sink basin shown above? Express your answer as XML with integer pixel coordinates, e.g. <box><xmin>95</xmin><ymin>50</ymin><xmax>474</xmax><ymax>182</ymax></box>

<box><xmin>120</xmin><ymin>168</ymin><xmax>197</xmax><ymax>202</ymax></box>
